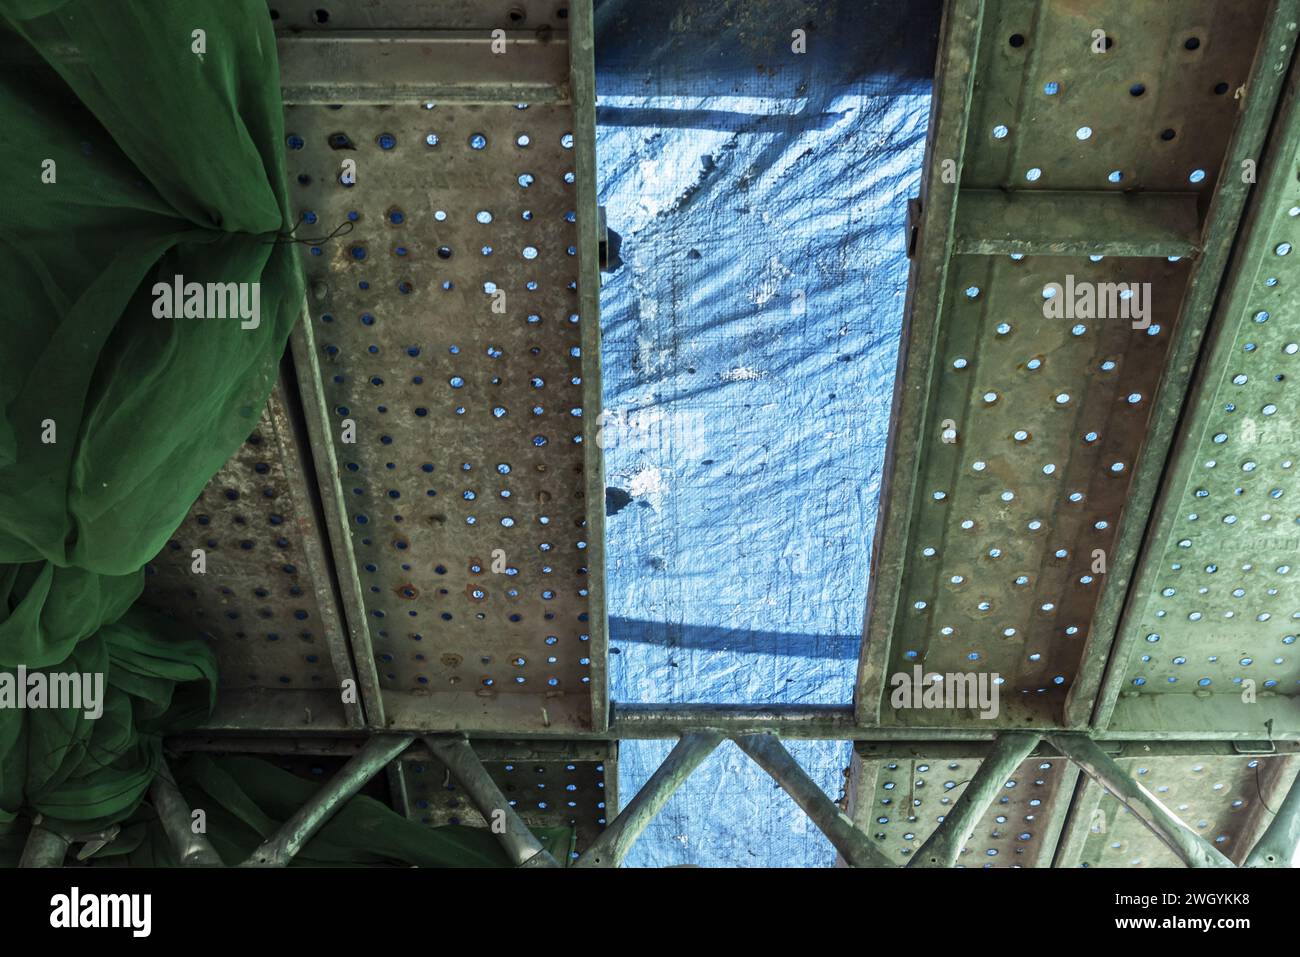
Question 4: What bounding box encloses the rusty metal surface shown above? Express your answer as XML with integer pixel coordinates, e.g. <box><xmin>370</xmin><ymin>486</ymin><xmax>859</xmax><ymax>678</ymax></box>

<box><xmin>1071</xmin><ymin>754</ymin><xmax>1298</xmax><ymax>866</ymax></box>
<box><xmin>266</xmin><ymin>0</ymin><xmax>574</xmax><ymax>31</ymax></box>
<box><xmin>137</xmin><ymin>0</ymin><xmax>1300</xmax><ymax>866</ymax></box>
<box><xmin>964</xmin><ymin>0</ymin><xmax>1269</xmax><ymax>194</ymax></box>
<box><xmin>280</xmin><ymin>6</ymin><xmax>603</xmax><ymax>735</ymax></box>
<box><xmin>140</xmin><ymin>379</ymin><xmax>359</xmax><ymax>729</ymax></box>
<box><xmin>277</xmin><ymin>33</ymin><xmax>571</xmax><ymax>105</ymax></box>
<box><xmin>848</xmin><ymin>751</ymin><xmax>1079</xmax><ymax>866</ymax></box>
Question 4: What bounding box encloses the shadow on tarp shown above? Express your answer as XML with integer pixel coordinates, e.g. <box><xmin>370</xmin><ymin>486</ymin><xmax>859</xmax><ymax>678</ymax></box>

<box><xmin>595</xmin><ymin>0</ymin><xmax>942</xmax><ymax>96</ymax></box>
<box><xmin>610</xmin><ymin>616</ymin><xmax>859</xmax><ymax>662</ymax></box>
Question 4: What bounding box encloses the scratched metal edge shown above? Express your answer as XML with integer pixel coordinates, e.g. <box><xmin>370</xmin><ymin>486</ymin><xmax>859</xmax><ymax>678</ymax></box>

<box><xmin>147</xmin><ymin>372</ymin><xmax>353</xmax><ymax>732</ymax></box>
<box><xmin>291</xmin><ymin>317</ymin><xmax>389</xmax><ymax>727</ymax></box>
<box><xmin>198</xmin><ymin>687</ymin><xmax>353</xmax><ymax>732</ymax></box>
<box><xmin>1050</xmin><ymin>773</ymin><xmax>1103</xmax><ymax>867</ymax></box>
<box><xmin>1229</xmin><ymin>753</ymin><xmax>1298</xmax><ymax>862</ymax></box>
<box><xmin>952</xmin><ymin>190</ymin><xmax>1203</xmax><ymax>258</ymax></box>
<box><xmin>856</xmin><ymin>0</ymin><xmax>987</xmax><ymax>725</ymax></box>
<box><xmin>1091</xmin><ymin>10</ymin><xmax>1300</xmax><ymax>732</ymax></box>
<box><xmin>266</xmin><ymin>0</ymin><xmax>570</xmax><ymax>31</ymax></box>
<box><xmin>1105</xmin><ymin>694</ymin><xmax>1300</xmax><ymax>739</ymax></box>
<box><xmin>278</xmin><ymin>13</ymin><xmax>594</xmax><ymax>734</ymax></box>
<box><xmin>167</xmin><ymin>727</ymin><xmax>1300</xmax><ymax>753</ymax></box>
<box><xmin>847</xmin><ymin>748</ymin><xmax>1071</xmax><ymax>868</ymax></box>
<box><xmin>1069</xmin><ymin>753</ymin><xmax>1284</xmax><ymax>867</ymax></box>
<box><xmin>266</xmin><ymin>358</ymin><xmax>365</xmax><ymax>729</ymax></box>
<box><xmin>1068</xmin><ymin>0</ymin><xmax>1300</xmax><ymax>730</ymax></box>
<box><xmin>396</xmin><ymin>739</ymin><xmax>614</xmax><ymax>852</ymax></box>
<box><xmin>279</xmin><ymin>82</ymin><xmax>567</xmax><ymax>107</ymax></box>
<box><xmin>275</xmin><ymin>31</ymin><xmax>570</xmax><ymax>106</ymax></box>
<box><xmin>842</xmin><ymin>752</ymin><xmax>882</xmax><ymax>862</ymax></box>
<box><xmin>570</xmin><ymin>0</ymin><xmax>608</xmax><ymax>734</ymax></box>
<box><xmin>1028</xmin><ymin>760</ymin><xmax>1081</xmax><ymax>868</ymax></box>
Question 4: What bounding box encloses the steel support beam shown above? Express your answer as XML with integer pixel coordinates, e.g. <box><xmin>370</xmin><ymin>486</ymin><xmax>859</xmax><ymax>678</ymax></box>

<box><xmin>954</xmin><ymin>190</ymin><xmax>1201</xmax><ymax>258</ymax></box>
<box><xmin>734</xmin><ymin>734</ymin><xmax>893</xmax><ymax>868</ymax></box>
<box><xmin>910</xmin><ymin>732</ymin><xmax>1040</xmax><ymax>867</ymax></box>
<box><xmin>1081</xmin><ymin>1</ymin><xmax>1300</xmax><ymax>731</ymax></box>
<box><xmin>167</xmin><ymin>711</ymin><xmax>1300</xmax><ymax>746</ymax></box>
<box><xmin>242</xmin><ymin>734</ymin><xmax>413</xmax><ymax>867</ymax></box>
<box><xmin>276</xmin><ymin>31</ymin><xmax>569</xmax><ymax>105</ymax></box>
<box><xmin>570</xmin><ymin>0</ymin><xmax>610</xmax><ymax>734</ymax></box>
<box><xmin>1244</xmin><ymin>764</ymin><xmax>1300</xmax><ymax>867</ymax></box>
<box><xmin>575</xmin><ymin>731</ymin><xmax>723</xmax><ymax>868</ymax></box>
<box><xmin>150</xmin><ymin>759</ymin><xmax>223</xmax><ymax>867</ymax></box>
<box><xmin>1050</xmin><ymin>775</ymin><xmax>1107</xmax><ymax>869</ymax></box>
<box><xmin>18</xmin><ymin>822</ymin><xmax>69</xmax><ymax>868</ymax></box>
<box><xmin>1050</xmin><ymin>733</ymin><xmax>1235</xmax><ymax>868</ymax></box>
<box><xmin>424</xmin><ymin>736</ymin><xmax>559</xmax><ymax>868</ymax></box>
<box><xmin>855</xmin><ymin>0</ymin><xmax>985</xmax><ymax>725</ymax></box>
<box><xmin>613</xmin><ymin>703</ymin><xmax>862</xmax><ymax>740</ymax></box>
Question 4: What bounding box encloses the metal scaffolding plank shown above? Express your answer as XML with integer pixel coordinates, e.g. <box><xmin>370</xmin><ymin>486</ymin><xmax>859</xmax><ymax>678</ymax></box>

<box><xmin>856</xmin><ymin>0</ymin><xmax>1299</xmax><ymax>732</ymax></box>
<box><xmin>845</xmin><ymin>747</ymin><xmax>1079</xmax><ymax>867</ymax></box>
<box><xmin>1098</xmin><ymin>31</ymin><xmax>1300</xmax><ymax>736</ymax></box>
<box><xmin>1069</xmin><ymin>753</ymin><xmax>1295</xmax><ymax>867</ymax></box>
<box><xmin>402</xmin><ymin>740</ymin><xmax>614</xmax><ymax>860</ymax></box>
<box><xmin>140</xmin><ymin>377</ymin><xmax>361</xmax><ymax>732</ymax></box>
<box><xmin>282</xmin><ymin>0</ymin><xmax>606</xmax><ymax>735</ymax></box>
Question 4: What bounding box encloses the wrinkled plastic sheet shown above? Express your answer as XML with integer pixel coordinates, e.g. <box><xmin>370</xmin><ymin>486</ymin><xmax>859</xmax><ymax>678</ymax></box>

<box><xmin>593</xmin><ymin>0</ymin><xmax>939</xmax><ymax>865</ymax></box>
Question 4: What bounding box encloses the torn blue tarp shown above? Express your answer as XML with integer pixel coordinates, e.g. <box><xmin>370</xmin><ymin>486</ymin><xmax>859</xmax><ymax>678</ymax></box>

<box><xmin>593</xmin><ymin>0</ymin><xmax>940</xmax><ymax>866</ymax></box>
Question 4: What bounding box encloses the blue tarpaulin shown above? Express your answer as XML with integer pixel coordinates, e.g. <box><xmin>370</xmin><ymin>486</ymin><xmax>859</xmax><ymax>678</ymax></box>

<box><xmin>593</xmin><ymin>0</ymin><xmax>940</xmax><ymax>865</ymax></box>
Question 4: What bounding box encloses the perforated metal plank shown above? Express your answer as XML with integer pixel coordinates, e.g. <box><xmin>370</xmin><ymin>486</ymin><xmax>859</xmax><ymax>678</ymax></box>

<box><xmin>140</xmin><ymin>378</ymin><xmax>361</xmax><ymax>731</ymax></box>
<box><xmin>1068</xmin><ymin>754</ymin><xmax>1297</xmax><ymax>866</ymax></box>
<box><xmin>846</xmin><ymin>749</ymin><xmax>1079</xmax><ymax>867</ymax></box>
<box><xmin>401</xmin><ymin>740</ymin><xmax>615</xmax><ymax>858</ymax></box>
<box><xmin>857</xmin><ymin>0</ymin><xmax>1298</xmax><ymax>730</ymax></box>
<box><xmin>282</xmin><ymin>0</ymin><xmax>605</xmax><ymax>735</ymax></box>
<box><xmin>1099</xmin><ymin>51</ymin><xmax>1300</xmax><ymax>737</ymax></box>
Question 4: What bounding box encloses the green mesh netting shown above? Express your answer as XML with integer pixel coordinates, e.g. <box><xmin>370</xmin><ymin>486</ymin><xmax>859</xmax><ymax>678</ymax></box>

<box><xmin>0</xmin><ymin>0</ymin><xmax>545</xmax><ymax>866</ymax></box>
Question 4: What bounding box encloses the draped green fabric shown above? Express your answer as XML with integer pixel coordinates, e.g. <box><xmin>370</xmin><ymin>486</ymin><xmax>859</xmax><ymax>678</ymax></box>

<box><xmin>0</xmin><ymin>0</ymin><xmax>301</xmax><ymax>844</ymax></box>
<box><xmin>0</xmin><ymin>0</ymin><xmax>524</xmax><ymax>866</ymax></box>
<box><xmin>84</xmin><ymin>755</ymin><xmax>575</xmax><ymax>868</ymax></box>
